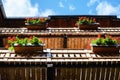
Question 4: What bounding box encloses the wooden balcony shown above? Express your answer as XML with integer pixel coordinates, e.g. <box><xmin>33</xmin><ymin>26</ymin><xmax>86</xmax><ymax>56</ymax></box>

<box><xmin>0</xmin><ymin>49</ymin><xmax>119</xmax><ymax>80</ymax></box>
<box><xmin>0</xmin><ymin>2</ymin><xmax>120</xmax><ymax>79</ymax></box>
<box><xmin>0</xmin><ymin>27</ymin><xmax>120</xmax><ymax>49</ymax></box>
<box><xmin>0</xmin><ymin>27</ymin><xmax>119</xmax><ymax>80</ymax></box>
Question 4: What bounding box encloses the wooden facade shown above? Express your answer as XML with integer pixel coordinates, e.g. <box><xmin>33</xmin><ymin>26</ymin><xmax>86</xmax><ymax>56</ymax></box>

<box><xmin>0</xmin><ymin>15</ymin><xmax>120</xmax><ymax>28</ymax></box>
<box><xmin>0</xmin><ymin>61</ymin><xmax>119</xmax><ymax>80</ymax></box>
<box><xmin>0</xmin><ymin>50</ymin><xmax>119</xmax><ymax>80</ymax></box>
<box><xmin>1</xmin><ymin>28</ymin><xmax>120</xmax><ymax>49</ymax></box>
<box><xmin>0</xmin><ymin>1</ymin><xmax>120</xmax><ymax>80</ymax></box>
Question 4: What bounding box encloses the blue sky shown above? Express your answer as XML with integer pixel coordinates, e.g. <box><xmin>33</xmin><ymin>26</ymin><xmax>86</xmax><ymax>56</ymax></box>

<box><xmin>2</xmin><ymin>0</ymin><xmax>120</xmax><ymax>18</ymax></box>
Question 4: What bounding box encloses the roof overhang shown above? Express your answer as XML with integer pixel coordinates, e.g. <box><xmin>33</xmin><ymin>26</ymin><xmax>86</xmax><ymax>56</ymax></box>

<box><xmin>0</xmin><ymin>0</ymin><xmax>6</xmax><ymax>18</ymax></box>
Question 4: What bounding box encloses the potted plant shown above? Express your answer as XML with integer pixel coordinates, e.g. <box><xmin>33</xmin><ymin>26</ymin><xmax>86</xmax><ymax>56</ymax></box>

<box><xmin>25</xmin><ymin>17</ymin><xmax>48</xmax><ymax>30</ymax></box>
<box><xmin>6</xmin><ymin>36</ymin><xmax>45</xmax><ymax>55</ymax></box>
<box><xmin>75</xmin><ymin>17</ymin><xmax>100</xmax><ymax>30</ymax></box>
<box><xmin>90</xmin><ymin>34</ymin><xmax>119</xmax><ymax>54</ymax></box>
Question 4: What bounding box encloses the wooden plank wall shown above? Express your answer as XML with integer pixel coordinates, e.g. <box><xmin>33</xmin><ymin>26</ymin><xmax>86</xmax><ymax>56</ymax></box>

<box><xmin>54</xmin><ymin>66</ymin><xmax>120</xmax><ymax>80</ymax></box>
<box><xmin>48</xmin><ymin>18</ymin><xmax>77</xmax><ymax>27</ymax></box>
<box><xmin>67</xmin><ymin>37</ymin><xmax>96</xmax><ymax>49</ymax></box>
<box><xmin>42</xmin><ymin>37</ymin><xmax>64</xmax><ymax>49</ymax></box>
<box><xmin>0</xmin><ymin>62</ymin><xmax>119</xmax><ymax>80</ymax></box>
<box><xmin>0</xmin><ymin>67</ymin><xmax>47</xmax><ymax>80</ymax></box>
<box><xmin>111</xmin><ymin>20</ymin><xmax>120</xmax><ymax>27</ymax></box>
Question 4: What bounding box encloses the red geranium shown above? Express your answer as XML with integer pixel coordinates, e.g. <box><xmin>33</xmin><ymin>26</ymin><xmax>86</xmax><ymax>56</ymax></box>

<box><xmin>76</xmin><ymin>17</ymin><xmax>97</xmax><ymax>26</ymax></box>
<box><xmin>25</xmin><ymin>17</ymin><xmax>48</xmax><ymax>25</ymax></box>
<box><xmin>97</xmin><ymin>34</ymin><xmax>101</xmax><ymax>38</ymax></box>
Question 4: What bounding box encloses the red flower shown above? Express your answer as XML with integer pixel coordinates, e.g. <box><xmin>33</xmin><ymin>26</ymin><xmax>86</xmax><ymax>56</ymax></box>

<box><xmin>84</xmin><ymin>17</ymin><xmax>87</xmax><ymax>19</ymax></box>
<box><xmin>12</xmin><ymin>37</ymin><xmax>16</xmax><ymax>41</ymax></box>
<box><xmin>79</xmin><ymin>17</ymin><xmax>83</xmax><ymax>21</ymax></box>
<box><xmin>5</xmin><ymin>45</ymin><xmax>9</xmax><ymax>49</ymax></box>
<box><xmin>25</xmin><ymin>17</ymin><xmax>47</xmax><ymax>24</ymax></box>
<box><xmin>114</xmin><ymin>37</ymin><xmax>119</xmax><ymax>40</ymax></box>
<box><xmin>87</xmin><ymin>44</ymin><xmax>91</xmax><ymax>50</ymax></box>
<box><xmin>41</xmin><ymin>18</ymin><xmax>45</xmax><ymax>22</ymax></box>
<box><xmin>109</xmin><ymin>36</ymin><xmax>112</xmax><ymax>39</ymax></box>
<box><xmin>29</xmin><ymin>36</ymin><xmax>33</xmax><ymax>39</ymax></box>
<box><xmin>93</xmin><ymin>18</ymin><xmax>96</xmax><ymax>22</ymax></box>
<box><xmin>8</xmin><ymin>37</ymin><xmax>11</xmax><ymax>40</ymax></box>
<box><xmin>75</xmin><ymin>23</ymin><xmax>78</xmax><ymax>26</ymax></box>
<box><xmin>76</xmin><ymin>17</ymin><xmax>97</xmax><ymax>25</ymax></box>
<box><xmin>97</xmin><ymin>34</ymin><xmax>101</xmax><ymax>38</ymax></box>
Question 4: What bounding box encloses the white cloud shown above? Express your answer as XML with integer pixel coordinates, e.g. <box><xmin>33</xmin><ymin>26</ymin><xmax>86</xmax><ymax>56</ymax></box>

<box><xmin>96</xmin><ymin>1</ymin><xmax>120</xmax><ymax>17</ymax></box>
<box><xmin>2</xmin><ymin>0</ymin><xmax>40</xmax><ymax>17</ymax></box>
<box><xmin>59</xmin><ymin>1</ymin><xmax>64</xmax><ymax>8</ymax></box>
<box><xmin>87</xmin><ymin>0</ymin><xmax>99</xmax><ymax>7</ymax></box>
<box><xmin>2</xmin><ymin>0</ymin><xmax>56</xmax><ymax>17</ymax></box>
<box><xmin>69</xmin><ymin>5</ymin><xmax>75</xmax><ymax>11</ymax></box>
<box><xmin>40</xmin><ymin>9</ymin><xmax>56</xmax><ymax>17</ymax></box>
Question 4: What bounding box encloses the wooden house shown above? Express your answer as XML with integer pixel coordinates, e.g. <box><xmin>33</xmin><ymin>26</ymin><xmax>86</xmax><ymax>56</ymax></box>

<box><xmin>0</xmin><ymin>1</ymin><xmax>119</xmax><ymax>80</ymax></box>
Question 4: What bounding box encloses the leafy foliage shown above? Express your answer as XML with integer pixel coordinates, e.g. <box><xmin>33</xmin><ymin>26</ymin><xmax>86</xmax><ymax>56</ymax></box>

<box><xmin>6</xmin><ymin>36</ymin><xmax>43</xmax><ymax>51</ymax></box>
<box><xmin>75</xmin><ymin>17</ymin><xmax>97</xmax><ymax>26</ymax></box>
<box><xmin>91</xmin><ymin>34</ymin><xmax>118</xmax><ymax>46</ymax></box>
<box><xmin>25</xmin><ymin>17</ymin><xmax>48</xmax><ymax>25</ymax></box>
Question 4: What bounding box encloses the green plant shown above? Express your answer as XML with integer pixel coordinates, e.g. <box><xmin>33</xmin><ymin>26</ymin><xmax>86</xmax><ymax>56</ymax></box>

<box><xmin>5</xmin><ymin>36</ymin><xmax>43</xmax><ymax>51</ymax></box>
<box><xmin>91</xmin><ymin>34</ymin><xmax>118</xmax><ymax>46</ymax></box>
<box><xmin>25</xmin><ymin>17</ymin><xmax>48</xmax><ymax>25</ymax></box>
<box><xmin>75</xmin><ymin>17</ymin><xmax>97</xmax><ymax>26</ymax></box>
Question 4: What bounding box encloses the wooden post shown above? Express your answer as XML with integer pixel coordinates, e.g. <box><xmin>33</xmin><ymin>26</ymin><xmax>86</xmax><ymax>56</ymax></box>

<box><xmin>0</xmin><ymin>37</ymin><xmax>3</xmax><ymax>47</ymax></box>
<box><xmin>63</xmin><ymin>34</ymin><xmax>67</xmax><ymax>48</ymax></box>
<box><xmin>47</xmin><ymin>63</ymin><xmax>55</xmax><ymax>80</ymax></box>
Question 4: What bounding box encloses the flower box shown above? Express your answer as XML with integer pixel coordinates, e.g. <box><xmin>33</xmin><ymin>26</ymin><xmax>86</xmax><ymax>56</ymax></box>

<box><xmin>75</xmin><ymin>17</ymin><xmax>100</xmax><ymax>30</ymax></box>
<box><xmin>25</xmin><ymin>23</ymin><xmax>47</xmax><ymax>30</ymax></box>
<box><xmin>79</xmin><ymin>23</ymin><xmax>99</xmax><ymax>30</ymax></box>
<box><xmin>14</xmin><ymin>45</ymin><xmax>44</xmax><ymax>55</ymax></box>
<box><xmin>25</xmin><ymin>17</ymin><xmax>48</xmax><ymax>30</ymax></box>
<box><xmin>90</xmin><ymin>34</ymin><xmax>119</xmax><ymax>55</ymax></box>
<box><xmin>7</xmin><ymin>36</ymin><xmax>45</xmax><ymax>56</ymax></box>
<box><xmin>91</xmin><ymin>45</ymin><xmax>119</xmax><ymax>54</ymax></box>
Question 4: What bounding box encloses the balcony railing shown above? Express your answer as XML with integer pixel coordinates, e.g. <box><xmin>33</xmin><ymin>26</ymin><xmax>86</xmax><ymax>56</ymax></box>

<box><xmin>0</xmin><ymin>49</ymin><xmax>120</xmax><ymax>80</ymax></box>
